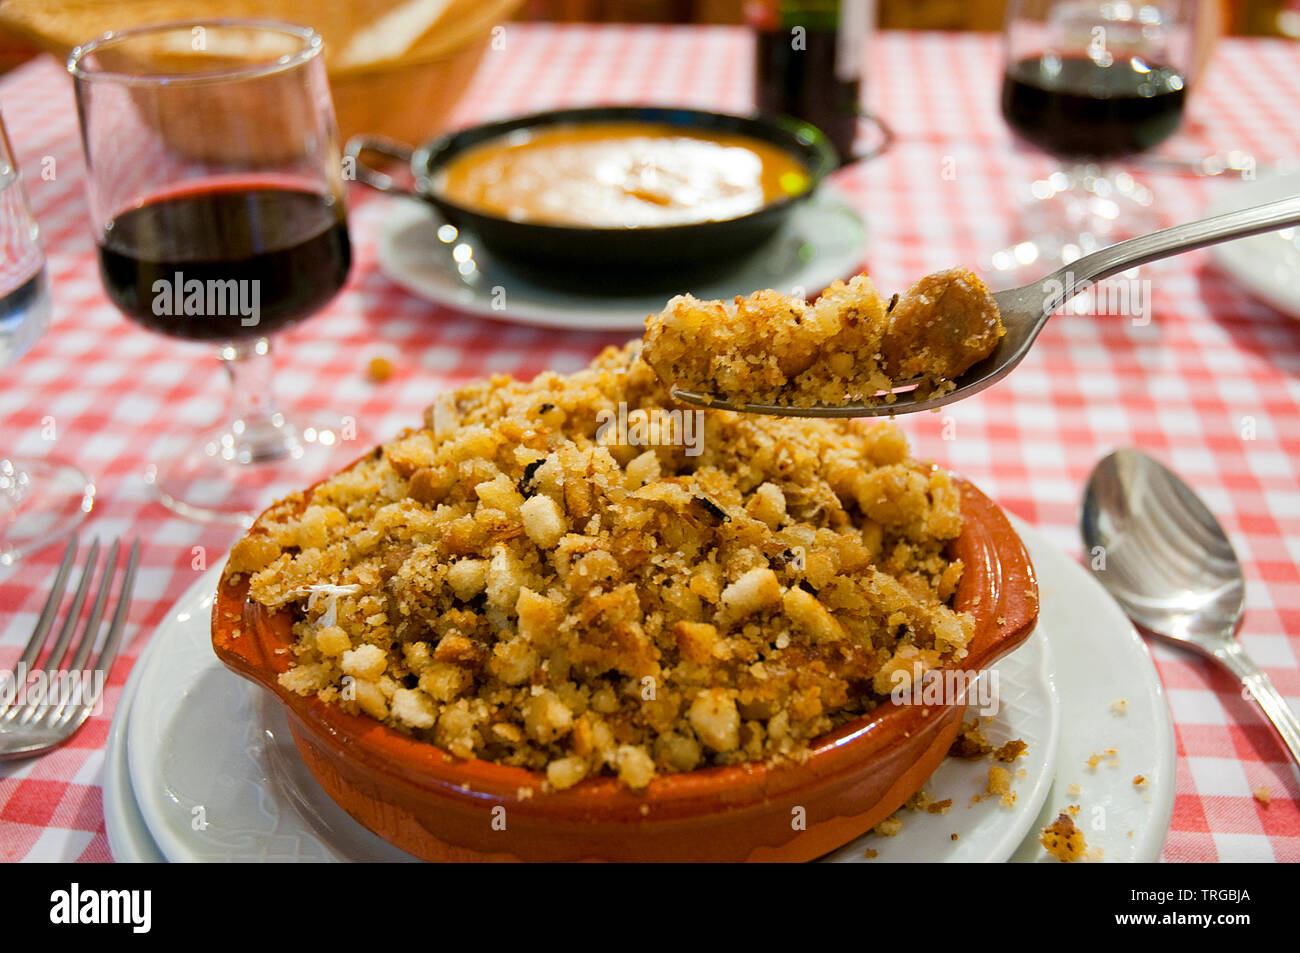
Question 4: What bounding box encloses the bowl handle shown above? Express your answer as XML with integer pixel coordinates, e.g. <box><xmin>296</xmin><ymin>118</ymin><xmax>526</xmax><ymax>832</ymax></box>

<box><xmin>842</xmin><ymin>109</ymin><xmax>894</xmax><ymax>166</ymax></box>
<box><xmin>344</xmin><ymin>134</ymin><xmax>422</xmax><ymax>198</ymax></box>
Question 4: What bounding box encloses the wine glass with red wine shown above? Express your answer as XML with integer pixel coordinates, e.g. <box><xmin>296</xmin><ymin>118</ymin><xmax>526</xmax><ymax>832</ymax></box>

<box><xmin>69</xmin><ymin>20</ymin><xmax>353</xmax><ymax>523</ymax></box>
<box><xmin>992</xmin><ymin>0</ymin><xmax>1199</xmax><ymax>279</ymax></box>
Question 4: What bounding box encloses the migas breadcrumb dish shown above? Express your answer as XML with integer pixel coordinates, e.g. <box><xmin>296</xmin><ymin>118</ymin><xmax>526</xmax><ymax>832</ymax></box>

<box><xmin>212</xmin><ymin>343</ymin><xmax>1038</xmax><ymax>861</ymax></box>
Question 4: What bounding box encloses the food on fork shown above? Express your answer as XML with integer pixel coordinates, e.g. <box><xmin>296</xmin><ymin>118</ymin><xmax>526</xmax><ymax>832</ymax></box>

<box><xmin>223</xmin><ymin>344</ymin><xmax>977</xmax><ymax>792</ymax></box>
<box><xmin>642</xmin><ymin>268</ymin><xmax>1004</xmax><ymax>408</ymax></box>
<box><xmin>881</xmin><ymin>269</ymin><xmax>1004</xmax><ymax>386</ymax></box>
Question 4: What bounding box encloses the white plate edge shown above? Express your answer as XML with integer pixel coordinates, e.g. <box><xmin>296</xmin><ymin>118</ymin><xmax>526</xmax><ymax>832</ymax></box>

<box><xmin>124</xmin><ymin>564</ymin><xmax>226</xmax><ymax>863</ymax></box>
<box><xmin>1012</xmin><ymin>518</ymin><xmax>1177</xmax><ymax>863</ymax></box>
<box><xmin>1206</xmin><ymin>170</ymin><xmax>1300</xmax><ymax>320</ymax></box>
<box><xmin>372</xmin><ymin>183</ymin><xmax>868</xmax><ymax>332</ymax></box>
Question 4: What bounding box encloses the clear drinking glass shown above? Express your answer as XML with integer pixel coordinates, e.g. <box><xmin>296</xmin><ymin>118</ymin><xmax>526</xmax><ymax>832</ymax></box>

<box><xmin>992</xmin><ymin>0</ymin><xmax>1200</xmax><ymax>281</ymax></box>
<box><xmin>0</xmin><ymin>112</ymin><xmax>95</xmax><ymax>566</ymax></box>
<box><xmin>69</xmin><ymin>20</ymin><xmax>354</xmax><ymax>523</ymax></box>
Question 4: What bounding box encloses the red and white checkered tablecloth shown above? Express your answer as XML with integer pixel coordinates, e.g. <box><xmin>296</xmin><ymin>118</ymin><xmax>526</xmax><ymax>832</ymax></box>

<box><xmin>0</xmin><ymin>25</ymin><xmax>1297</xmax><ymax>863</ymax></box>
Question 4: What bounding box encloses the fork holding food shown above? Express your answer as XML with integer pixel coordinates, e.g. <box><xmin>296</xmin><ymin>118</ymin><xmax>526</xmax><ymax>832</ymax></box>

<box><xmin>643</xmin><ymin>267</ymin><xmax>1004</xmax><ymax>411</ymax></box>
<box><xmin>649</xmin><ymin>194</ymin><xmax>1300</xmax><ymax>418</ymax></box>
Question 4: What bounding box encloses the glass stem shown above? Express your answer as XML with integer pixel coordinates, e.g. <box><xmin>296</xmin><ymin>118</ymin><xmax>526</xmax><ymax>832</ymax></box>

<box><xmin>218</xmin><ymin>338</ymin><xmax>297</xmax><ymax>464</ymax></box>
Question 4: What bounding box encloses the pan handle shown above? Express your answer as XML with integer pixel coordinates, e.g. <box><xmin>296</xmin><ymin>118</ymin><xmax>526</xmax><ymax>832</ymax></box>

<box><xmin>843</xmin><ymin>109</ymin><xmax>894</xmax><ymax>166</ymax></box>
<box><xmin>344</xmin><ymin>135</ymin><xmax>422</xmax><ymax>198</ymax></box>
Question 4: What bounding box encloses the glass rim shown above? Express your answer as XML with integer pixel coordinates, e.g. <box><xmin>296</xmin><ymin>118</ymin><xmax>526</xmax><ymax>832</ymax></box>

<box><xmin>67</xmin><ymin>18</ymin><xmax>322</xmax><ymax>87</ymax></box>
<box><xmin>0</xmin><ymin>108</ymin><xmax>13</xmax><ymax>170</ymax></box>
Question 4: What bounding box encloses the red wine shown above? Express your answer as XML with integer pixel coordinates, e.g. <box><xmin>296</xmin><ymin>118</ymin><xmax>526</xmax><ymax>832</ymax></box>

<box><xmin>98</xmin><ymin>185</ymin><xmax>350</xmax><ymax>342</ymax></box>
<box><xmin>1001</xmin><ymin>54</ymin><xmax>1187</xmax><ymax>160</ymax></box>
<box><xmin>755</xmin><ymin>26</ymin><xmax>860</xmax><ymax>165</ymax></box>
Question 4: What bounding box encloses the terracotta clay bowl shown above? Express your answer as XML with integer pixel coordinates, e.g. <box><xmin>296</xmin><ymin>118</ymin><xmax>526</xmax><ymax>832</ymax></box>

<box><xmin>212</xmin><ymin>468</ymin><xmax>1038</xmax><ymax>862</ymax></box>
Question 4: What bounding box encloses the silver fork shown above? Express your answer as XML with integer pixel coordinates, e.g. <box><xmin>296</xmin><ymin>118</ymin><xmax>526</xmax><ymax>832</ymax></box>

<box><xmin>671</xmin><ymin>193</ymin><xmax>1300</xmax><ymax>418</ymax></box>
<box><xmin>0</xmin><ymin>535</ymin><xmax>140</xmax><ymax>760</ymax></box>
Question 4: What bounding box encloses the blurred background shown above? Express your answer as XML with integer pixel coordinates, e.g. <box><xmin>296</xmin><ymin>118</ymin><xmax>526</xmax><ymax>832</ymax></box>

<box><xmin>517</xmin><ymin>0</ymin><xmax>1295</xmax><ymax>35</ymax></box>
<box><xmin>2</xmin><ymin>0</ymin><xmax>1298</xmax><ymax>77</ymax></box>
<box><xmin>0</xmin><ymin>0</ymin><xmax>1287</xmax><ymax>146</ymax></box>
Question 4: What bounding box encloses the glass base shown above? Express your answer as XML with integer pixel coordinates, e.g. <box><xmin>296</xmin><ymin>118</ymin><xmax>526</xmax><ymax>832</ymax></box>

<box><xmin>986</xmin><ymin>165</ymin><xmax>1159</xmax><ymax>288</ymax></box>
<box><xmin>0</xmin><ymin>458</ymin><xmax>96</xmax><ymax>567</ymax></box>
<box><xmin>145</xmin><ymin>413</ymin><xmax>365</xmax><ymax>525</ymax></box>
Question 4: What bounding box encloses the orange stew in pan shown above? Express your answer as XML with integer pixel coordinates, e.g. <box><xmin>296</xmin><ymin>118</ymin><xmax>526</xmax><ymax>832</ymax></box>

<box><xmin>434</xmin><ymin>121</ymin><xmax>812</xmax><ymax>228</ymax></box>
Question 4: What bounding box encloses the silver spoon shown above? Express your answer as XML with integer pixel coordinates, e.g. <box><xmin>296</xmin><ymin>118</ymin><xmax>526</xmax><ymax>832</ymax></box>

<box><xmin>672</xmin><ymin>193</ymin><xmax>1300</xmax><ymax>418</ymax></box>
<box><xmin>1081</xmin><ymin>448</ymin><xmax>1300</xmax><ymax>769</ymax></box>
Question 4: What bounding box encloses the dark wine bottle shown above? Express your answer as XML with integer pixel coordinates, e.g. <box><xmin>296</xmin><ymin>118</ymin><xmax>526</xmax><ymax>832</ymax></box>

<box><xmin>748</xmin><ymin>0</ymin><xmax>874</xmax><ymax>164</ymax></box>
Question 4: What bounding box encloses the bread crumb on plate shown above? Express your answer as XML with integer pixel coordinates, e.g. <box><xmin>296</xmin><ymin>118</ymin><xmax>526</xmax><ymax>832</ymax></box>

<box><xmin>949</xmin><ymin>718</ymin><xmax>993</xmax><ymax>759</ymax></box>
<box><xmin>874</xmin><ymin>816</ymin><xmax>903</xmax><ymax>837</ymax></box>
<box><xmin>992</xmin><ymin>738</ymin><xmax>1027</xmax><ymax>762</ymax></box>
<box><xmin>1085</xmin><ymin>748</ymin><xmax>1118</xmax><ymax>771</ymax></box>
<box><xmin>1040</xmin><ymin>811</ymin><xmax>1088</xmax><ymax>862</ymax></box>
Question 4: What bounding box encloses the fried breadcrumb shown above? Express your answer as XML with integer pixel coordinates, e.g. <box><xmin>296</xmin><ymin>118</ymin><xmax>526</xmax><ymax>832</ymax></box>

<box><xmin>642</xmin><ymin>269</ymin><xmax>1003</xmax><ymax>408</ymax></box>
<box><xmin>993</xmin><ymin>738</ymin><xmax>1028</xmax><ymax>762</ymax></box>
<box><xmin>949</xmin><ymin>718</ymin><xmax>993</xmax><ymax>758</ymax></box>
<box><xmin>1040</xmin><ymin>811</ymin><xmax>1088</xmax><ymax>862</ymax></box>
<box><xmin>226</xmin><ymin>343</ymin><xmax>974</xmax><ymax>792</ymax></box>
<box><xmin>1086</xmin><ymin>748</ymin><xmax>1119</xmax><ymax>771</ymax></box>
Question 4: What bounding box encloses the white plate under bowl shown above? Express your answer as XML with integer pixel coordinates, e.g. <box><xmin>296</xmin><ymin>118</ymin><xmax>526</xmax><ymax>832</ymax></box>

<box><xmin>1207</xmin><ymin>167</ymin><xmax>1300</xmax><ymax>319</ymax></box>
<box><xmin>103</xmin><ymin>631</ymin><xmax>165</xmax><ymax>863</ymax></box>
<box><xmin>823</xmin><ymin>633</ymin><xmax>1058</xmax><ymax>863</ymax></box>
<box><xmin>1006</xmin><ymin>517</ymin><xmax>1176</xmax><ymax>862</ymax></box>
<box><xmin>110</xmin><ymin>522</ymin><xmax>1174</xmax><ymax>862</ymax></box>
<box><xmin>122</xmin><ymin>565</ymin><xmax>415</xmax><ymax>862</ymax></box>
<box><xmin>374</xmin><ymin>182</ymin><xmax>868</xmax><ymax>332</ymax></box>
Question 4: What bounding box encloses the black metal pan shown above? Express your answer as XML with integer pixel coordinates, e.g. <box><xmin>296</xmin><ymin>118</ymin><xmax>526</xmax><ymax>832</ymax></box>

<box><xmin>345</xmin><ymin>105</ymin><xmax>839</xmax><ymax>275</ymax></box>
